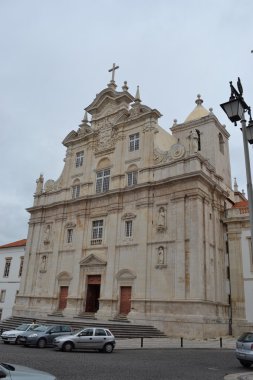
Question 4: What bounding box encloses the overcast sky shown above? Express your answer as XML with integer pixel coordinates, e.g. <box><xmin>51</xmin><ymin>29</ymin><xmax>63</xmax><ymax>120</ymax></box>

<box><xmin>0</xmin><ymin>0</ymin><xmax>253</xmax><ymax>244</ymax></box>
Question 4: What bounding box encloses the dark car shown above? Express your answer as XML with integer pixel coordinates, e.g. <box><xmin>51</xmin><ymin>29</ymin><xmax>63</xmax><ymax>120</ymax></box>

<box><xmin>53</xmin><ymin>327</ymin><xmax>115</xmax><ymax>353</ymax></box>
<box><xmin>18</xmin><ymin>324</ymin><xmax>73</xmax><ymax>348</ymax></box>
<box><xmin>236</xmin><ymin>331</ymin><xmax>253</xmax><ymax>367</ymax></box>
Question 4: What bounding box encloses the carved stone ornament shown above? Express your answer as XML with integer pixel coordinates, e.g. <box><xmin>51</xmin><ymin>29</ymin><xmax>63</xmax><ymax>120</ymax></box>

<box><xmin>94</xmin><ymin>117</ymin><xmax>119</xmax><ymax>153</ymax></box>
<box><xmin>153</xmin><ymin>148</ymin><xmax>169</xmax><ymax>164</ymax></box>
<box><xmin>44</xmin><ymin>179</ymin><xmax>55</xmax><ymax>192</ymax></box>
<box><xmin>170</xmin><ymin>143</ymin><xmax>185</xmax><ymax>160</ymax></box>
<box><xmin>121</xmin><ymin>212</ymin><xmax>137</xmax><ymax>220</ymax></box>
<box><xmin>65</xmin><ymin>222</ymin><xmax>76</xmax><ymax>228</ymax></box>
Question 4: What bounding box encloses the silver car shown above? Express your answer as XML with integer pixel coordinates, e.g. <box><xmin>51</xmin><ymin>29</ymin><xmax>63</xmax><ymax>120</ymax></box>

<box><xmin>53</xmin><ymin>327</ymin><xmax>115</xmax><ymax>353</ymax></box>
<box><xmin>18</xmin><ymin>324</ymin><xmax>73</xmax><ymax>348</ymax></box>
<box><xmin>236</xmin><ymin>331</ymin><xmax>253</xmax><ymax>367</ymax></box>
<box><xmin>1</xmin><ymin>324</ymin><xmax>39</xmax><ymax>344</ymax></box>
<box><xmin>0</xmin><ymin>362</ymin><xmax>56</xmax><ymax>379</ymax></box>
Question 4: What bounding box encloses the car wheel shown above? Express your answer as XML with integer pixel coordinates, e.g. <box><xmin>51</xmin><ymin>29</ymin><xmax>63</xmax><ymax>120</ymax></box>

<box><xmin>239</xmin><ymin>360</ymin><xmax>252</xmax><ymax>368</ymax></box>
<box><xmin>3</xmin><ymin>341</ymin><xmax>9</xmax><ymax>344</ymax></box>
<box><xmin>37</xmin><ymin>338</ymin><xmax>47</xmax><ymax>348</ymax></box>
<box><xmin>15</xmin><ymin>336</ymin><xmax>21</xmax><ymax>345</ymax></box>
<box><xmin>63</xmin><ymin>342</ymin><xmax>74</xmax><ymax>352</ymax></box>
<box><xmin>103</xmin><ymin>343</ymin><xmax>113</xmax><ymax>353</ymax></box>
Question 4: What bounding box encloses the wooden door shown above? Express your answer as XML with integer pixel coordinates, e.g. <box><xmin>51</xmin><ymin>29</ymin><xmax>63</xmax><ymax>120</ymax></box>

<box><xmin>58</xmin><ymin>286</ymin><xmax>68</xmax><ymax>310</ymax></box>
<box><xmin>119</xmin><ymin>286</ymin><xmax>132</xmax><ymax>315</ymax></box>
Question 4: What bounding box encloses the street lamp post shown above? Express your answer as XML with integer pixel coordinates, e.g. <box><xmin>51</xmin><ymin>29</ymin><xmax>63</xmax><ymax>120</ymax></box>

<box><xmin>220</xmin><ymin>77</ymin><xmax>253</xmax><ymax>251</ymax></box>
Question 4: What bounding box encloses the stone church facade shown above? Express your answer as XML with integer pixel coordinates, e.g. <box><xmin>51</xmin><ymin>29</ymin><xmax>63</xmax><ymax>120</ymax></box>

<box><xmin>14</xmin><ymin>67</ymin><xmax>235</xmax><ymax>338</ymax></box>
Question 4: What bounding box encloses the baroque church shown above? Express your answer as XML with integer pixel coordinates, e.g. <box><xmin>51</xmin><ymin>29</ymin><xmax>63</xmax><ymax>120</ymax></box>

<box><xmin>14</xmin><ymin>65</ymin><xmax>238</xmax><ymax>338</ymax></box>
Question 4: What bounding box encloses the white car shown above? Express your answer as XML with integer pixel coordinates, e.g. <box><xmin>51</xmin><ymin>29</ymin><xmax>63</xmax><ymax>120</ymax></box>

<box><xmin>1</xmin><ymin>323</ymin><xmax>39</xmax><ymax>344</ymax></box>
<box><xmin>0</xmin><ymin>362</ymin><xmax>56</xmax><ymax>379</ymax></box>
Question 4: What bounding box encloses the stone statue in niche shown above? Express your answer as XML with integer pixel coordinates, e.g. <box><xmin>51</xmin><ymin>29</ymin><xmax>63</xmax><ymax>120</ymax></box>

<box><xmin>189</xmin><ymin>130</ymin><xmax>198</xmax><ymax>153</ymax></box>
<box><xmin>157</xmin><ymin>207</ymin><xmax>166</xmax><ymax>231</ymax></box>
<box><xmin>155</xmin><ymin>246</ymin><xmax>167</xmax><ymax>269</ymax></box>
<box><xmin>44</xmin><ymin>225</ymin><xmax>51</xmax><ymax>245</ymax></box>
<box><xmin>39</xmin><ymin>255</ymin><xmax>47</xmax><ymax>273</ymax></box>
<box><xmin>158</xmin><ymin>246</ymin><xmax>165</xmax><ymax>264</ymax></box>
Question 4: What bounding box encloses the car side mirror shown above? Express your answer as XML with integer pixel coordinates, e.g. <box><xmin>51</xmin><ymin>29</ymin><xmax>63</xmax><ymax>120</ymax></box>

<box><xmin>0</xmin><ymin>370</ymin><xmax>7</xmax><ymax>378</ymax></box>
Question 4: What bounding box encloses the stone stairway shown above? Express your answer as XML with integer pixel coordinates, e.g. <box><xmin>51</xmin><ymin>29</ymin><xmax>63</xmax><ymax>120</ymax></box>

<box><xmin>0</xmin><ymin>315</ymin><xmax>167</xmax><ymax>339</ymax></box>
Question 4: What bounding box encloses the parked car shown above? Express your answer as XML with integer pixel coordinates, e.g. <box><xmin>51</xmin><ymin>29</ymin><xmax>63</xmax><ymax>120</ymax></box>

<box><xmin>0</xmin><ymin>362</ymin><xmax>56</xmax><ymax>379</ymax></box>
<box><xmin>236</xmin><ymin>331</ymin><xmax>253</xmax><ymax>367</ymax></box>
<box><xmin>18</xmin><ymin>324</ymin><xmax>73</xmax><ymax>348</ymax></box>
<box><xmin>1</xmin><ymin>323</ymin><xmax>40</xmax><ymax>344</ymax></box>
<box><xmin>53</xmin><ymin>327</ymin><xmax>115</xmax><ymax>353</ymax></box>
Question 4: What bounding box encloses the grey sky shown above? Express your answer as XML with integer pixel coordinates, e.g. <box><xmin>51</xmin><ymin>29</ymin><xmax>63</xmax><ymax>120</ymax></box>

<box><xmin>0</xmin><ymin>0</ymin><xmax>252</xmax><ymax>244</ymax></box>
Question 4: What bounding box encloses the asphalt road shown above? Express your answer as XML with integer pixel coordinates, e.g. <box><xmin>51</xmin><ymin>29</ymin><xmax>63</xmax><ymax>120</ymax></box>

<box><xmin>0</xmin><ymin>342</ymin><xmax>252</xmax><ymax>380</ymax></box>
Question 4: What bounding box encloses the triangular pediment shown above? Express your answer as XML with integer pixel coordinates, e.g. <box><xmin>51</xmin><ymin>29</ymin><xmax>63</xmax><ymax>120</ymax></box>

<box><xmin>79</xmin><ymin>254</ymin><xmax>107</xmax><ymax>267</ymax></box>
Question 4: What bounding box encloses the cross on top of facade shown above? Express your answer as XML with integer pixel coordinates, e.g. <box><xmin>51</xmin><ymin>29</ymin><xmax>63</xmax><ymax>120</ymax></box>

<box><xmin>108</xmin><ymin>63</ymin><xmax>119</xmax><ymax>83</ymax></box>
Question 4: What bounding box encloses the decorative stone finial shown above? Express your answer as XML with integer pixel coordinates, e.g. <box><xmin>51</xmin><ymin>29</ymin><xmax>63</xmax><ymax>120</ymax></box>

<box><xmin>134</xmin><ymin>85</ymin><xmax>141</xmax><ymax>103</ymax></box>
<box><xmin>242</xmin><ymin>189</ymin><xmax>245</xmax><ymax>196</ymax></box>
<box><xmin>234</xmin><ymin>177</ymin><xmax>238</xmax><ymax>192</ymax></box>
<box><xmin>222</xmin><ymin>124</ymin><xmax>226</xmax><ymax>129</ymax></box>
<box><xmin>195</xmin><ymin>94</ymin><xmax>203</xmax><ymax>106</ymax></box>
<box><xmin>82</xmin><ymin>111</ymin><xmax>88</xmax><ymax>123</ymax></box>
<box><xmin>35</xmin><ymin>174</ymin><xmax>44</xmax><ymax>195</ymax></box>
<box><xmin>209</xmin><ymin>107</ymin><xmax>213</xmax><ymax>114</ymax></box>
<box><xmin>173</xmin><ymin>119</ymin><xmax>177</xmax><ymax>125</ymax></box>
<box><xmin>122</xmin><ymin>81</ymin><xmax>129</xmax><ymax>91</ymax></box>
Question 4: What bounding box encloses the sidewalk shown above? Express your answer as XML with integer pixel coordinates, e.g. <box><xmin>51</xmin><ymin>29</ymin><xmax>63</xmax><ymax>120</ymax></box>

<box><xmin>115</xmin><ymin>336</ymin><xmax>236</xmax><ymax>350</ymax></box>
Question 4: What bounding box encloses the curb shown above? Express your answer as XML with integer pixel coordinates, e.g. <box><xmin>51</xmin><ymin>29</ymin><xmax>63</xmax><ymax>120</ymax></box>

<box><xmin>224</xmin><ymin>373</ymin><xmax>253</xmax><ymax>380</ymax></box>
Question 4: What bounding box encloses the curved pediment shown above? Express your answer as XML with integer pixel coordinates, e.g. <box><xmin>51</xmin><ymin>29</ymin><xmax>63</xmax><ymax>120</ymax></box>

<box><xmin>80</xmin><ymin>254</ymin><xmax>107</xmax><ymax>267</ymax></box>
<box><xmin>116</xmin><ymin>269</ymin><xmax>137</xmax><ymax>280</ymax></box>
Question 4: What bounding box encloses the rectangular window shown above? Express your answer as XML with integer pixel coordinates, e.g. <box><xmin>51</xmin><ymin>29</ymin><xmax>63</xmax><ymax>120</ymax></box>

<box><xmin>129</xmin><ymin>133</ymin><xmax>139</xmax><ymax>152</ymax></box>
<box><xmin>0</xmin><ymin>290</ymin><xmax>6</xmax><ymax>303</ymax></box>
<box><xmin>125</xmin><ymin>220</ymin><xmax>133</xmax><ymax>238</ymax></box>
<box><xmin>127</xmin><ymin>171</ymin><xmax>138</xmax><ymax>186</ymax></box>
<box><xmin>72</xmin><ymin>184</ymin><xmax>80</xmax><ymax>199</ymax></box>
<box><xmin>75</xmin><ymin>151</ymin><xmax>84</xmax><ymax>168</ymax></box>
<box><xmin>3</xmin><ymin>258</ymin><xmax>12</xmax><ymax>277</ymax></box>
<box><xmin>0</xmin><ymin>309</ymin><xmax>2</xmax><ymax>320</ymax></box>
<box><xmin>96</xmin><ymin>169</ymin><xmax>110</xmax><ymax>193</ymax></box>
<box><xmin>91</xmin><ymin>220</ymin><xmax>103</xmax><ymax>245</ymax></box>
<box><xmin>19</xmin><ymin>256</ymin><xmax>24</xmax><ymax>277</ymax></box>
<box><xmin>67</xmin><ymin>229</ymin><xmax>73</xmax><ymax>243</ymax></box>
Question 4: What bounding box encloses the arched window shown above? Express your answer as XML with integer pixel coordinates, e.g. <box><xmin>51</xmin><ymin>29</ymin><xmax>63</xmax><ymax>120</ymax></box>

<box><xmin>72</xmin><ymin>179</ymin><xmax>80</xmax><ymax>199</ymax></box>
<box><xmin>196</xmin><ymin>129</ymin><xmax>201</xmax><ymax>151</ymax></box>
<box><xmin>219</xmin><ymin>133</ymin><xmax>224</xmax><ymax>154</ymax></box>
<box><xmin>126</xmin><ymin>164</ymin><xmax>138</xmax><ymax>187</ymax></box>
<box><xmin>96</xmin><ymin>158</ymin><xmax>111</xmax><ymax>193</ymax></box>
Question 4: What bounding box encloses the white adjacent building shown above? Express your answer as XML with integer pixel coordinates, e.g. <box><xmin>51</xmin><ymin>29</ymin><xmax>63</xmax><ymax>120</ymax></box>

<box><xmin>13</xmin><ymin>68</ymin><xmax>242</xmax><ymax>338</ymax></box>
<box><xmin>0</xmin><ymin>239</ymin><xmax>26</xmax><ymax>320</ymax></box>
<box><xmin>225</xmin><ymin>183</ymin><xmax>253</xmax><ymax>333</ymax></box>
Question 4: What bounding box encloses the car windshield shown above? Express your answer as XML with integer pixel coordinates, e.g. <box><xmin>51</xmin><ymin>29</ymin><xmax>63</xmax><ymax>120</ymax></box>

<box><xmin>238</xmin><ymin>332</ymin><xmax>253</xmax><ymax>342</ymax></box>
<box><xmin>33</xmin><ymin>325</ymin><xmax>49</xmax><ymax>332</ymax></box>
<box><xmin>15</xmin><ymin>324</ymin><xmax>30</xmax><ymax>331</ymax></box>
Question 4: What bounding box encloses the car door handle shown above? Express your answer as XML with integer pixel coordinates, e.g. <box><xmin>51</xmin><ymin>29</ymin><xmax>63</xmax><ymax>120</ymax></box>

<box><xmin>89</xmin><ymin>338</ymin><xmax>92</xmax><ymax>340</ymax></box>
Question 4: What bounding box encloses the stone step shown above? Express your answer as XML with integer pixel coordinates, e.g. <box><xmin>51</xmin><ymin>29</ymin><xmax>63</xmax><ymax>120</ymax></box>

<box><xmin>0</xmin><ymin>315</ymin><xmax>167</xmax><ymax>339</ymax></box>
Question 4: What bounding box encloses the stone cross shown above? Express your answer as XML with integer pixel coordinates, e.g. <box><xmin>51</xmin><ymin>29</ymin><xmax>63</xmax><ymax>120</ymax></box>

<box><xmin>108</xmin><ymin>63</ymin><xmax>119</xmax><ymax>82</ymax></box>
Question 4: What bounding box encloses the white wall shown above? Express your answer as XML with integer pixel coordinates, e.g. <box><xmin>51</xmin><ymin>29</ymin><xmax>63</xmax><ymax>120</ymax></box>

<box><xmin>241</xmin><ymin>229</ymin><xmax>253</xmax><ymax>323</ymax></box>
<box><xmin>0</xmin><ymin>245</ymin><xmax>25</xmax><ymax>320</ymax></box>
